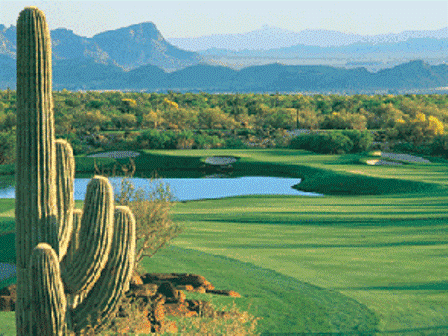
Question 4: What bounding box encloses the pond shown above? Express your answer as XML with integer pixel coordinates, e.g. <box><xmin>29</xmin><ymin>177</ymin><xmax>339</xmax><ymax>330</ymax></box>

<box><xmin>0</xmin><ymin>176</ymin><xmax>322</xmax><ymax>201</ymax></box>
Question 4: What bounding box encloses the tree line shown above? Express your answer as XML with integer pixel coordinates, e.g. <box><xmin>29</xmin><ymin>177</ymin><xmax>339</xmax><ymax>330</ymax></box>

<box><xmin>0</xmin><ymin>90</ymin><xmax>448</xmax><ymax>164</ymax></box>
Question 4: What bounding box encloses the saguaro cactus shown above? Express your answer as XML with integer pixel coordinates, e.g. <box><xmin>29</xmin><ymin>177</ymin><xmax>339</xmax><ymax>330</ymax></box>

<box><xmin>15</xmin><ymin>7</ymin><xmax>136</xmax><ymax>335</ymax></box>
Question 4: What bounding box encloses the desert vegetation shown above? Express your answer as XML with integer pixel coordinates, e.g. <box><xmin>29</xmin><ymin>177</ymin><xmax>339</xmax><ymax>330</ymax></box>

<box><xmin>1</xmin><ymin>91</ymin><xmax>448</xmax><ymax>166</ymax></box>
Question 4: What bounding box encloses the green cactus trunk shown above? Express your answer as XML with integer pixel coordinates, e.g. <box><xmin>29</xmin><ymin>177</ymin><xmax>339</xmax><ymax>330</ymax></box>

<box><xmin>15</xmin><ymin>7</ymin><xmax>58</xmax><ymax>334</ymax></box>
<box><xmin>15</xmin><ymin>6</ymin><xmax>137</xmax><ymax>335</ymax></box>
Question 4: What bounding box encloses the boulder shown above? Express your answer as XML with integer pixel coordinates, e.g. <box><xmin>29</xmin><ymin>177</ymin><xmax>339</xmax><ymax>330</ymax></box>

<box><xmin>128</xmin><ymin>283</ymin><xmax>158</xmax><ymax>298</ymax></box>
<box><xmin>141</xmin><ymin>273</ymin><xmax>215</xmax><ymax>290</ymax></box>
<box><xmin>165</xmin><ymin>302</ymin><xmax>197</xmax><ymax>317</ymax></box>
<box><xmin>0</xmin><ymin>284</ymin><xmax>16</xmax><ymax>297</ymax></box>
<box><xmin>130</xmin><ymin>273</ymin><xmax>144</xmax><ymax>285</ymax></box>
<box><xmin>177</xmin><ymin>284</ymin><xmax>194</xmax><ymax>291</ymax></box>
<box><xmin>156</xmin><ymin>282</ymin><xmax>182</xmax><ymax>303</ymax></box>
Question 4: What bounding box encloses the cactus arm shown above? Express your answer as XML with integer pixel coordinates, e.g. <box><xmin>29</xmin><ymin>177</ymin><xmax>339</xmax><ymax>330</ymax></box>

<box><xmin>62</xmin><ymin>175</ymin><xmax>114</xmax><ymax>295</ymax></box>
<box><xmin>29</xmin><ymin>243</ymin><xmax>67</xmax><ymax>336</ymax></box>
<box><xmin>70</xmin><ymin>206</ymin><xmax>136</xmax><ymax>334</ymax></box>
<box><xmin>55</xmin><ymin>139</ymin><xmax>75</xmax><ymax>261</ymax></box>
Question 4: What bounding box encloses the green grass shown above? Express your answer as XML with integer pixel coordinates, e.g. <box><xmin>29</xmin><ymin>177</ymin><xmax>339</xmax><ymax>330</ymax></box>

<box><xmin>1</xmin><ymin>149</ymin><xmax>448</xmax><ymax>335</ymax></box>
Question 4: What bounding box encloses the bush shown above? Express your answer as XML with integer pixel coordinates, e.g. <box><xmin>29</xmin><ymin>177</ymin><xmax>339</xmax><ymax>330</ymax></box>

<box><xmin>290</xmin><ymin>130</ymin><xmax>373</xmax><ymax>154</ymax></box>
<box><xmin>224</xmin><ymin>137</ymin><xmax>247</xmax><ymax>149</ymax></box>
<box><xmin>290</xmin><ymin>131</ymin><xmax>353</xmax><ymax>154</ymax></box>
<box><xmin>136</xmin><ymin>129</ymin><xmax>177</xmax><ymax>149</ymax></box>
<box><xmin>340</xmin><ymin>130</ymin><xmax>373</xmax><ymax>152</ymax></box>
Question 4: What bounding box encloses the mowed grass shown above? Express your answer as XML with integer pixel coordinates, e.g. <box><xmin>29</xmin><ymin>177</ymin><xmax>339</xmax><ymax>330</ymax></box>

<box><xmin>1</xmin><ymin>149</ymin><xmax>448</xmax><ymax>334</ymax></box>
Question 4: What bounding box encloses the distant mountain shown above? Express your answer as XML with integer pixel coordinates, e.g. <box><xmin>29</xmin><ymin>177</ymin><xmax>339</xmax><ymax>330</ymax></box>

<box><xmin>168</xmin><ymin>25</ymin><xmax>448</xmax><ymax>51</ymax></box>
<box><xmin>2</xmin><ymin>59</ymin><xmax>444</xmax><ymax>94</ymax></box>
<box><xmin>92</xmin><ymin>23</ymin><xmax>202</xmax><ymax>70</ymax></box>
<box><xmin>0</xmin><ymin>22</ymin><xmax>202</xmax><ymax>72</ymax></box>
<box><xmin>201</xmin><ymin>37</ymin><xmax>448</xmax><ymax>61</ymax></box>
<box><xmin>2</xmin><ymin>54</ymin><xmax>447</xmax><ymax>93</ymax></box>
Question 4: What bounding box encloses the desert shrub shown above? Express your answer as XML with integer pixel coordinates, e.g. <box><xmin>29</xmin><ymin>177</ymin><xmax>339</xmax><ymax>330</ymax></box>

<box><xmin>136</xmin><ymin>129</ymin><xmax>177</xmax><ymax>149</ymax></box>
<box><xmin>224</xmin><ymin>136</ymin><xmax>247</xmax><ymax>149</ymax></box>
<box><xmin>290</xmin><ymin>130</ymin><xmax>373</xmax><ymax>154</ymax></box>
<box><xmin>0</xmin><ymin>130</ymin><xmax>15</xmax><ymax>164</ymax></box>
<box><xmin>115</xmin><ymin>175</ymin><xmax>182</xmax><ymax>271</ymax></box>
<box><xmin>290</xmin><ymin>131</ymin><xmax>354</xmax><ymax>154</ymax></box>
<box><xmin>430</xmin><ymin>134</ymin><xmax>448</xmax><ymax>157</ymax></box>
<box><xmin>174</xmin><ymin>302</ymin><xmax>260</xmax><ymax>336</ymax></box>
<box><xmin>193</xmin><ymin>134</ymin><xmax>223</xmax><ymax>149</ymax></box>
<box><xmin>340</xmin><ymin>129</ymin><xmax>374</xmax><ymax>152</ymax></box>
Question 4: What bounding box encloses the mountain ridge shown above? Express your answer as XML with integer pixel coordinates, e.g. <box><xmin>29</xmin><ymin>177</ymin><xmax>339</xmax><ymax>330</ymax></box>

<box><xmin>0</xmin><ymin>21</ymin><xmax>202</xmax><ymax>71</ymax></box>
<box><xmin>2</xmin><ymin>58</ymin><xmax>447</xmax><ymax>94</ymax></box>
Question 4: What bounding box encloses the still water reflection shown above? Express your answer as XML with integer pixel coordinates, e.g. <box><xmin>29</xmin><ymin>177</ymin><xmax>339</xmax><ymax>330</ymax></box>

<box><xmin>0</xmin><ymin>176</ymin><xmax>322</xmax><ymax>201</ymax></box>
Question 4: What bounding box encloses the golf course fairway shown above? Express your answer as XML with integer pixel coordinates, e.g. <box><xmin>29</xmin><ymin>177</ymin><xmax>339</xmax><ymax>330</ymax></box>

<box><xmin>1</xmin><ymin>149</ymin><xmax>447</xmax><ymax>335</ymax></box>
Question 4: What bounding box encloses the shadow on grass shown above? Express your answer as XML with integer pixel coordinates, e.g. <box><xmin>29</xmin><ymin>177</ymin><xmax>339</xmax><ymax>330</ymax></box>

<box><xmin>263</xmin><ymin>324</ymin><xmax>448</xmax><ymax>335</ymax></box>
<box><xmin>340</xmin><ymin>281</ymin><xmax>448</xmax><ymax>291</ymax></box>
<box><xmin>225</xmin><ymin>240</ymin><xmax>448</xmax><ymax>250</ymax></box>
<box><xmin>194</xmin><ymin>217</ymin><xmax>448</xmax><ymax>227</ymax></box>
<box><xmin>0</xmin><ymin>232</ymin><xmax>15</xmax><ymax>264</ymax></box>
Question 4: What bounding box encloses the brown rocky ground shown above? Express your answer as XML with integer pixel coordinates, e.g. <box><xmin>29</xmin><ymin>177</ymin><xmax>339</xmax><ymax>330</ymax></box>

<box><xmin>0</xmin><ymin>272</ymin><xmax>241</xmax><ymax>334</ymax></box>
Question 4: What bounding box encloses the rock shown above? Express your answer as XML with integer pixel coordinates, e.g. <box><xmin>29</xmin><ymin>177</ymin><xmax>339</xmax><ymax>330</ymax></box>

<box><xmin>165</xmin><ymin>302</ymin><xmax>197</xmax><ymax>317</ymax></box>
<box><xmin>177</xmin><ymin>284</ymin><xmax>194</xmax><ymax>291</ymax></box>
<box><xmin>130</xmin><ymin>273</ymin><xmax>144</xmax><ymax>285</ymax></box>
<box><xmin>192</xmin><ymin>286</ymin><xmax>206</xmax><ymax>294</ymax></box>
<box><xmin>141</xmin><ymin>273</ymin><xmax>215</xmax><ymax>290</ymax></box>
<box><xmin>0</xmin><ymin>284</ymin><xmax>16</xmax><ymax>297</ymax></box>
<box><xmin>206</xmin><ymin>289</ymin><xmax>242</xmax><ymax>297</ymax></box>
<box><xmin>112</xmin><ymin>310</ymin><xmax>152</xmax><ymax>335</ymax></box>
<box><xmin>152</xmin><ymin>294</ymin><xmax>166</xmax><ymax>325</ymax></box>
<box><xmin>157</xmin><ymin>282</ymin><xmax>181</xmax><ymax>303</ymax></box>
<box><xmin>0</xmin><ymin>285</ymin><xmax>16</xmax><ymax>311</ymax></box>
<box><xmin>0</xmin><ymin>296</ymin><xmax>14</xmax><ymax>311</ymax></box>
<box><xmin>128</xmin><ymin>283</ymin><xmax>158</xmax><ymax>298</ymax></box>
<box><xmin>178</xmin><ymin>274</ymin><xmax>215</xmax><ymax>290</ymax></box>
<box><xmin>163</xmin><ymin>321</ymin><xmax>178</xmax><ymax>334</ymax></box>
<box><xmin>185</xmin><ymin>299</ymin><xmax>201</xmax><ymax>313</ymax></box>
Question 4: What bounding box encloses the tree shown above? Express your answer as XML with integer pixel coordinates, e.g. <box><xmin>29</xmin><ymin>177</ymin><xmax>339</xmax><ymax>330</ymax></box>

<box><xmin>115</xmin><ymin>175</ymin><xmax>182</xmax><ymax>271</ymax></box>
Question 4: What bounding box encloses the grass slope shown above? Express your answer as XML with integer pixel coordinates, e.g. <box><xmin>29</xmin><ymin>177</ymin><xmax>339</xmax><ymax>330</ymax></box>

<box><xmin>1</xmin><ymin>149</ymin><xmax>447</xmax><ymax>334</ymax></box>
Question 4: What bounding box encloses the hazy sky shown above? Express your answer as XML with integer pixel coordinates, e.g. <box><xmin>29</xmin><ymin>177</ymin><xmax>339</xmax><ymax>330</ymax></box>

<box><xmin>1</xmin><ymin>1</ymin><xmax>447</xmax><ymax>38</ymax></box>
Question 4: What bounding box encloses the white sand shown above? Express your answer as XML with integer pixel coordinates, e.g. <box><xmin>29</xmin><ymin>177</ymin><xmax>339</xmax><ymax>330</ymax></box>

<box><xmin>87</xmin><ymin>151</ymin><xmax>141</xmax><ymax>159</ymax></box>
<box><xmin>366</xmin><ymin>159</ymin><xmax>403</xmax><ymax>166</ymax></box>
<box><xmin>380</xmin><ymin>152</ymin><xmax>431</xmax><ymax>164</ymax></box>
<box><xmin>204</xmin><ymin>157</ymin><xmax>237</xmax><ymax>165</ymax></box>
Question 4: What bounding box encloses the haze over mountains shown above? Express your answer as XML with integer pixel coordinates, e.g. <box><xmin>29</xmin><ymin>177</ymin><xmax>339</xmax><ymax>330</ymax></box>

<box><xmin>0</xmin><ymin>21</ymin><xmax>447</xmax><ymax>93</ymax></box>
<box><xmin>168</xmin><ymin>25</ymin><xmax>448</xmax><ymax>50</ymax></box>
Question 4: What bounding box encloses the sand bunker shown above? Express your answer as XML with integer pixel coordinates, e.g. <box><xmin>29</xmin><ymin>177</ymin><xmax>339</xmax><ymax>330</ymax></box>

<box><xmin>380</xmin><ymin>152</ymin><xmax>431</xmax><ymax>164</ymax></box>
<box><xmin>87</xmin><ymin>151</ymin><xmax>141</xmax><ymax>159</ymax></box>
<box><xmin>366</xmin><ymin>159</ymin><xmax>403</xmax><ymax>166</ymax></box>
<box><xmin>204</xmin><ymin>156</ymin><xmax>238</xmax><ymax>165</ymax></box>
<box><xmin>366</xmin><ymin>152</ymin><xmax>431</xmax><ymax>166</ymax></box>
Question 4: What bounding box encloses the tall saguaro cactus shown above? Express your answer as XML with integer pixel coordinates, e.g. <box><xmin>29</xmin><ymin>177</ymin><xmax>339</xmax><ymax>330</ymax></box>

<box><xmin>15</xmin><ymin>7</ymin><xmax>136</xmax><ymax>335</ymax></box>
